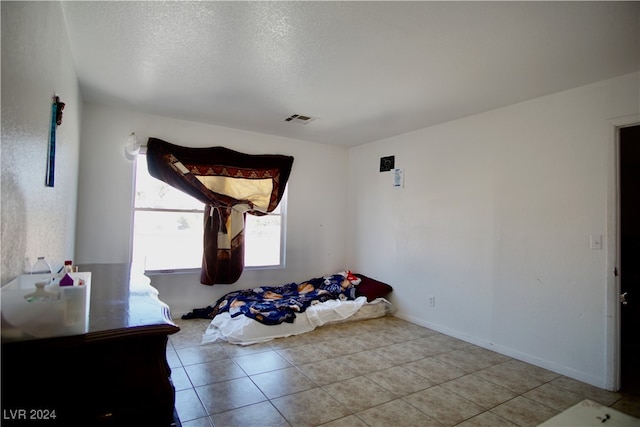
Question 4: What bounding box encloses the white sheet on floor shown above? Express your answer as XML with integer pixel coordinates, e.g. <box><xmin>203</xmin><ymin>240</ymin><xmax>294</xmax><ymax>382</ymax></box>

<box><xmin>201</xmin><ymin>297</ymin><xmax>392</xmax><ymax>346</ymax></box>
<box><xmin>537</xmin><ymin>399</ymin><xmax>640</xmax><ymax>426</ymax></box>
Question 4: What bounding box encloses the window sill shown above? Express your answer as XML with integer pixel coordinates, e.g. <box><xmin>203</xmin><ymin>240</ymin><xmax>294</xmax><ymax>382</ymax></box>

<box><xmin>143</xmin><ymin>264</ymin><xmax>285</xmax><ymax>276</ymax></box>
<box><xmin>143</xmin><ymin>268</ymin><xmax>201</xmax><ymax>276</ymax></box>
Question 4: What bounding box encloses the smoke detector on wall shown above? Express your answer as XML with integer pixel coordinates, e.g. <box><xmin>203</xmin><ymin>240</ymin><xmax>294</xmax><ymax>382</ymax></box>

<box><xmin>284</xmin><ymin>114</ymin><xmax>317</xmax><ymax>125</ymax></box>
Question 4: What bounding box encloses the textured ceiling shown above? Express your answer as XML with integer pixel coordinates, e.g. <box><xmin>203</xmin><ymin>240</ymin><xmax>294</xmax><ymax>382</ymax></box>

<box><xmin>61</xmin><ymin>1</ymin><xmax>639</xmax><ymax>147</ymax></box>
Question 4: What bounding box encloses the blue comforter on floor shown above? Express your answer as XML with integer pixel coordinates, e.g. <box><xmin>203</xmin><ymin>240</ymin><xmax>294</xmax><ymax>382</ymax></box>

<box><xmin>213</xmin><ymin>274</ymin><xmax>358</xmax><ymax>325</ymax></box>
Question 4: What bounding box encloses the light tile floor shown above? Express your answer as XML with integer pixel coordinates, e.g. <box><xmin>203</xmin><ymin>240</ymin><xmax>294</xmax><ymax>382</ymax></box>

<box><xmin>167</xmin><ymin>316</ymin><xmax>640</xmax><ymax>427</ymax></box>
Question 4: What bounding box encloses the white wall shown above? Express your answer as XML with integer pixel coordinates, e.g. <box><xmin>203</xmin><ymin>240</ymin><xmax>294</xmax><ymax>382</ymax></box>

<box><xmin>1</xmin><ymin>2</ymin><xmax>81</xmax><ymax>284</ymax></box>
<box><xmin>347</xmin><ymin>72</ymin><xmax>640</xmax><ymax>389</ymax></box>
<box><xmin>76</xmin><ymin>103</ymin><xmax>349</xmax><ymax>314</ymax></box>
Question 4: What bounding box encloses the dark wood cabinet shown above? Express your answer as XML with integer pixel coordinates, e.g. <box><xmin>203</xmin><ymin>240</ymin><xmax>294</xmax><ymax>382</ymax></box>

<box><xmin>1</xmin><ymin>264</ymin><xmax>180</xmax><ymax>426</ymax></box>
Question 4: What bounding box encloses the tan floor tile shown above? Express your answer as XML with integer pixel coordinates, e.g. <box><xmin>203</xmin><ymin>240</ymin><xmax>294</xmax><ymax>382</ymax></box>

<box><xmin>195</xmin><ymin>377</ymin><xmax>267</xmax><ymax>415</ymax></box>
<box><xmin>322</xmin><ymin>375</ymin><xmax>396</xmax><ymax>412</ymax></box>
<box><xmin>440</xmin><ymin>374</ymin><xmax>516</xmax><ymax>409</ymax></box>
<box><xmin>167</xmin><ymin>347</ymin><xmax>182</xmax><ymax>368</ymax></box>
<box><xmin>319</xmin><ymin>322</ymin><xmax>359</xmax><ymax>339</ymax></box>
<box><xmin>276</xmin><ymin>342</ymin><xmax>332</xmax><ymax>365</ymax></box>
<box><xmin>184</xmin><ymin>358</ymin><xmax>246</xmax><ymax>387</ymax></box>
<box><xmin>611</xmin><ymin>392</ymin><xmax>640</xmax><ymax>418</ymax></box>
<box><xmin>339</xmin><ymin>349</ymin><xmax>395</xmax><ymax>374</ymax></box>
<box><xmin>403</xmin><ymin>385</ymin><xmax>484</xmax><ymax>426</ymax></box>
<box><xmin>320</xmin><ymin>335</ymin><xmax>369</xmax><ymax>356</ymax></box>
<box><xmin>369</xmin><ymin>327</ymin><xmax>406</xmax><ymax>348</ymax></box>
<box><xmin>181</xmin><ymin>416</ymin><xmax>214</xmax><ymax>427</ymax></box>
<box><xmin>501</xmin><ymin>360</ymin><xmax>560</xmax><ymax>383</ymax></box>
<box><xmin>271</xmin><ymin>388</ymin><xmax>351</xmax><ymax>426</ymax></box>
<box><xmin>339</xmin><ymin>319</ymin><xmax>383</xmax><ymax>335</ymax></box>
<box><xmin>250</xmin><ymin>366</ymin><xmax>317</xmax><ymax>399</ymax></box>
<box><xmin>406</xmin><ymin>336</ymin><xmax>460</xmax><ymax>356</ymax></box>
<box><xmin>176</xmin><ymin>344</ymin><xmax>229</xmax><ymax>366</ymax></box>
<box><xmin>366</xmin><ymin>365</ymin><xmax>434</xmax><ymax>396</ymax></box>
<box><xmin>428</xmin><ymin>333</ymin><xmax>471</xmax><ymax>350</ymax></box>
<box><xmin>220</xmin><ymin>340</ymin><xmax>273</xmax><ymax>357</ymax></box>
<box><xmin>318</xmin><ymin>414</ymin><xmax>369</xmax><ymax>427</ymax></box>
<box><xmin>172</xmin><ymin>318</ymin><xmax>211</xmax><ymax>334</ymax></box>
<box><xmin>377</xmin><ymin>326</ymin><xmax>421</xmax><ymax>343</ymax></box>
<box><xmin>374</xmin><ymin>342</ymin><xmax>428</xmax><ymax>364</ymax></box>
<box><xmin>175</xmin><ymin>388</ymin><xmax>208</xmax><ymax>422</ymax></box>
<box><xmin>550</xmin><ymin>376</ymin><xmax>622</xmax><ymax>406</ymax></box>
<box><xmin>356</xmin><ymin>398</ymin><xmax>443</xmax><ymax>427</ymax></box>
<box><xmin>491</xmin><ymin>396</ymin><xmax>559</xmax><ymax>427</ymax></box>
<box><xmin>210</xmin><ymin>401</ymin><xmax>290</xmax><ymax>427</ymax></box>
<box><xmin>464</xmin><ymin>345</ymin><xmax>512</xmax><ymax>366</ymax></box>
<box><xmin>375</xmin><ymin>316</ymin><xmax>413</xmax><ymax>328</ymax></box>
<box><xmin>297</xmin><ymin>357</ymin><xmax>358</xmax><ymax>386</ymax></box>
<box><xmin>304</xmin><ymin>326</ymin><xmax>342</xmax><ymax>342</ymax></box>
<box><xmin>474</xmin><ymin>363</ymin><xmax>546</xmax><ymax>394</ymax></box>
<box><xmin>455</xmin><ymin>411</ymin><xmax>517</xmax><ymax>427</ymax></box>
<box><xmin>350</xmin><ymin>330</ymin><xmax>397</xmax><ymax>349</ymax></box>
<box><xmin>404</xmin><ymin>356</ymin><xmax>466</xmax><ymax>384</ymax></box>
<box><xmin>435</xmin><ymin>349</ymin><xmax>497</xmax><ymax>372</ymax></box>
<box><xmin>359</xmin><ymin>316</ymin><xmax>403</xmax><ymax>330</ymax></box>
<box><xmin>233</xmin><ymin>349</ymin><xmax>292</xmax><ymax>375</ymax></box>
<box><xmin>523</xmin><ymin>382</ymin><xmax>586</xmax><ymax>411</ymax></box>
<box><xmin>171</xmin><ymin>366</ymin><xmax>193</xmax><ymax>391</ymax></box>
<box><xmin>269</xmin><ymin>331</ymin><xmax>317</xmax><ymax>349</ymax></box>
<box><xmin>388</xmin><ymin>323</ymin><xmax>437</xmax><ymax>338</ymax></box>
<box><xmin>171</xmin><ymin>331</ymin><xmax>209</xmax><ymax>349</ymax></box>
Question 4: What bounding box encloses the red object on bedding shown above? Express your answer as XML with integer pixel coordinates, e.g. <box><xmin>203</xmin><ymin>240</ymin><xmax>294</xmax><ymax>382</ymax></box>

<box><xmin>354</xmin><ymin>274</ymin><xmax>393</xmax><ymax>302</ymax></box>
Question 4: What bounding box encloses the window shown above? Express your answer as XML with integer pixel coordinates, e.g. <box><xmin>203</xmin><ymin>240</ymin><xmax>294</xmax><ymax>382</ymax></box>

<box><xmin>132</xmin><ymin>153</ymin><xmax>286</xmax><ymax>273</ymax></box>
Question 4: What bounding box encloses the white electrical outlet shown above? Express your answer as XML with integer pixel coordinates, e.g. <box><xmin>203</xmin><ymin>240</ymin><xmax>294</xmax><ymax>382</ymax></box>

<box><xmin>427</xmin><ymin>296</ymin><xmax>435</xmax><ymax>307</ymax></box>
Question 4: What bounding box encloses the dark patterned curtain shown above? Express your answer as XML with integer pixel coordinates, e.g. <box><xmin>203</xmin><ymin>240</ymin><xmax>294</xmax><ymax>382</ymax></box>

<box><xmin>146</xmin><ymin>138</ymin><xmax>294</xmax><ymax>285</ymax></box>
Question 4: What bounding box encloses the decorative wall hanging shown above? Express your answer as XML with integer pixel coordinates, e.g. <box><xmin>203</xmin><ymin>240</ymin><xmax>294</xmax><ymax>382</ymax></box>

<box><xmin>146</xmin><ymin>138</ymin><xmax>294</xmax><ymax>285</ymax></box>
<box><xmin>45</xmin><ymin>95</ymin><xmax>65</xmax><ymax>187</ymax></box>
<box><xmin>379</xmin><ymin>155</ymin><xmax>394</xmax><ymax>172</ymax></box>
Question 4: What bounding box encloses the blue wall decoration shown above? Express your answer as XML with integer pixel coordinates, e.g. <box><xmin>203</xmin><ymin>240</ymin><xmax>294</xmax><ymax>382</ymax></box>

<box><xmin>45</xmin><ymin>95</ymin><xmax>65</xmax><ymax>187</ymax></box>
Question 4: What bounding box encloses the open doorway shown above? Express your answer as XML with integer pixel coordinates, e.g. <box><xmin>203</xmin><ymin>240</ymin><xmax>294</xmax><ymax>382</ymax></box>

<box><xmin>619</xmin><ymin>124</ymin><xmax>640</xmax><ymax>393</ymax></box>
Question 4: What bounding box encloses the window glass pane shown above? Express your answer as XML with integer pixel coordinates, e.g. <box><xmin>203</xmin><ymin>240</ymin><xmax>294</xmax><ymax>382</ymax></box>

<box><xmin>132</xmin><ymin>210</ymin><xmax>203</xmax><ymax>271</ymax></box>
<box><xmin>244</xmin><ymin>213</ymin><xmax>281</xmax><ymax>267</ymax></box>
<box><xmin>135</xmin><ymin>155</ymin><xmax>204</xmax><ymax>210</ymax></box>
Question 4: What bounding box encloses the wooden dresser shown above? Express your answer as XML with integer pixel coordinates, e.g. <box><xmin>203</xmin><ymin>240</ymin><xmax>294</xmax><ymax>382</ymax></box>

<box><xmin>1</xmin><ymin>263</ymin><xmax>180</xmax><ymax>426</ymax></box>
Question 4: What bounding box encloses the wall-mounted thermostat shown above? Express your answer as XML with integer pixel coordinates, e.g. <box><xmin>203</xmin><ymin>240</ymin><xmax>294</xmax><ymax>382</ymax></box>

<box><xmin>394</xmin><ymin>168</ymin><xmax>404</xmax><ymax>188</ymax></box>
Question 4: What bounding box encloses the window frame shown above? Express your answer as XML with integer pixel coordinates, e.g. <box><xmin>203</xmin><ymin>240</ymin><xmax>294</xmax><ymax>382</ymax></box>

<box><xmin>131</xmin><ymin>147</ymin><xmax>287</xmax><ymax>275</ymax></box>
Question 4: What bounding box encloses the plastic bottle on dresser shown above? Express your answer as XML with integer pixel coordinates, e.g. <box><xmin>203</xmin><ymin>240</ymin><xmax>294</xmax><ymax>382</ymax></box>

<box><xmin>31</xmin><ymin>257</ymin><xmax>52</xmax><ymax>274</ymax></box>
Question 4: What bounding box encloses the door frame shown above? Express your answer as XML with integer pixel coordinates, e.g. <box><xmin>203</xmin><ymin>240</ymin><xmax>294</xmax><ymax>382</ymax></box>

<box><xmin>605</xmin><ymin>114</ymin><xmax>640</xmax><ymax>391</ymax></box>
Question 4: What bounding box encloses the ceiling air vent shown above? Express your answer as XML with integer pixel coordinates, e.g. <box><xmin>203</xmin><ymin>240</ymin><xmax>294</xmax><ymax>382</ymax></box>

<box><xmin>284</xmin><ymin>114</ymin><xmax>316</xmax><ymax>125</ymax></box>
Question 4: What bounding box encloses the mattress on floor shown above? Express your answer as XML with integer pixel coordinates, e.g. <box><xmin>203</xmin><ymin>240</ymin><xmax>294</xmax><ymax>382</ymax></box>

<box><xmin>201</xmin><ymin>297</ymin><xmax>393</xmax><ymax>346</ymax></box>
